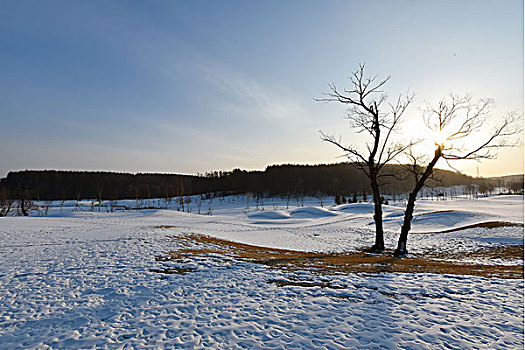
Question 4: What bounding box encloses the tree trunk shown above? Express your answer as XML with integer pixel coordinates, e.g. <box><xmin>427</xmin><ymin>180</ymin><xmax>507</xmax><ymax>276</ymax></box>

<box><xmin>394</xmin><ymin>146</ymin><xmax>442</xmax><ymax>257</ymax></box>
<box><xmin>20</xmin><ymin>196</ymin><xmax>29</xmax><ymax>216</ymax></box>
<box><xmin>394</xmin><ymin>192</ymin><xmax>417</xmax><ymax>256</ymax></box>
<box><xmin>369</xmin><ymin>177</ymin><xmax>384</xmax><ymax>253</ymax></box>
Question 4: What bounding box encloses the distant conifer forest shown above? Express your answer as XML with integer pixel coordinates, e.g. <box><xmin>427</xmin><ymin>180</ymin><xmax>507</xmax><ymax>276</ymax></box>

<box><xmin>0</xmin><ymin>163</ymin><xmax>522</xmax><ymax>202</ymax></box>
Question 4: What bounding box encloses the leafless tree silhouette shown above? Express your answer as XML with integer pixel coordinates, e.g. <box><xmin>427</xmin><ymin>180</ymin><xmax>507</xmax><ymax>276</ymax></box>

<box><xmin>394</xmin><ymin>94</ymin><xmax>521</xmax><ymax>256</ymax></box>
<box><xmin>318</xmin><ymin>64</ymin><xmax>415</xmax><ymax>252</ymax></box>
<box><xmin>0</xmin><ymin>188</ymin><xmax>13</xmax><ymax>217</ymax></box>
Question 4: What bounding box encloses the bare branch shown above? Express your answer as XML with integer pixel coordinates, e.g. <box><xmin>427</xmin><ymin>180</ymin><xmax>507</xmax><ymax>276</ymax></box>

<box><xmin>319</xmin><ymin>131</ymin><xmax>369</xmax><ymax>164</ymax></box>
<box><xmin>377</xmin><ymin>91</ymin><xmax>415</xmax><ymax>165</ymax></box>
<box><xmin>442</xmin><ymin>112</ymin><xmax>521</xmax><ymax>160</ymax></box>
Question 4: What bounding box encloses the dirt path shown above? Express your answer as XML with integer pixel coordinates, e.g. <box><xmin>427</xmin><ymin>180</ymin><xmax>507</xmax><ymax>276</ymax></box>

<box><xmin>157</xmin><ymin>233</ymin><xmax>524</xmax><ymax>279</ymax></box>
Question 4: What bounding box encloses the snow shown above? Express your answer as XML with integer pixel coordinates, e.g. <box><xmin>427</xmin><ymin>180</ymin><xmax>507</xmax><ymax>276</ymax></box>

<box><xmin>289</xmin><ymin>206</ymin><xmax>338</xmax><ymax>218</ymax></box>
<box><xmin>0</xmin><ymin>195</ymin><xmax>523</xmax><ymax>348</ymax></box>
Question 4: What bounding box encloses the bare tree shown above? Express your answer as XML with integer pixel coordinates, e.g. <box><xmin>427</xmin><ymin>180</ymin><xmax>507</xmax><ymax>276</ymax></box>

<box><xmin>95</xmin><ymin>182</ymin><xmax>104</xmax><ymax>212</ymax></box>
<box><xmin>60</xmin><ymin>190</ymin><xmax>66</xmax><ymax>214</ymax></box>
<box><xmin>135</xmin><ymin>188</ymin><xmax>142</xmax><ymax>210</ymax></box>
<box><xmin>17</xmin><ymin>187</ymin><xmax>32</xmax><ymax>216</ymax></box>
<box><xmin>509</xmin><ymin>180</ymin><xmax>524</xmax><ymax>194</ymax></box>
<box><xmin>245</xmin><ymin>192</ymin><xmax>253</xmax><ymax>209</ymax></box>
<box><xmin>74</xmin><ymin>186</ymin><xmax>83</xmax><ymax>212</ymax></box>
<box><xmin>394</xmin><ymin>94</ymin><xmax>521</xmax><ymax>257</ymax></box>
<box><xmin>74</xmin><ymin>174</ymin><xmax>85</xmax><ymax>212</ymax></box>
<box><xmin>197</xmin><ymin>196</ymin><xmax>203</xmax><ymax>214</ymax></box>
<box><xmin>43</xmin><ymin>200</ymin><xmax>52</xmax><ymax>216</ymax></box>
<box><xmin>177</xmin><ymin>179</ymin><xmax>185</xmax><ymax>212</ymax></box>
<box><xmin>184</xmin><ymin>195</ymin><xmax>192</xmax><ymax>213</ymax></box>
<box><xmin>145</xmin><ymin>180</ymin><xmax>151</xmax><ymax>209</ymax></box>
<box><xmin>161</xmin><ymin>179</ymin><xmax>174</xmax><ymax>210</ymax></box>
<box><xmin>0</xmin><ymin>188</ymin><xmax>13</xmax><ymax>217</ymax></box>
<box><xmin>318</xmin><ymin>64</ymin><xmax>414</xmax><ymax>252</ymax></box>
<box><xmin>35</xmin><ymin>191</ymin><xmax>41</xmax><ymax>216</ymax></box>
<box><xmin>207</xmin><ymin>198</ymin><xmax>213</xmax><ymax>215</ymax></box>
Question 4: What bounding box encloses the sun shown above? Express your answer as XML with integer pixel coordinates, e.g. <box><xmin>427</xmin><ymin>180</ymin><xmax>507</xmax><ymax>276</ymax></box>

<box><xmin>400</xmin><ymin>119</ymin><xmax>449</xmax><ymax>153</ymax></box>
<box><xmin>432</xmin><ymin>128</ymin><xmax>448</xmax><ymax>146</ymax></box>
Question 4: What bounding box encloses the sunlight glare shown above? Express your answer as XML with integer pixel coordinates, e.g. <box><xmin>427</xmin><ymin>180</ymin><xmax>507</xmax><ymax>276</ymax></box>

<box><xmin>432</xmin><ymin>128</ymin><xmax>448</xmax><ymax>146</ymax></box>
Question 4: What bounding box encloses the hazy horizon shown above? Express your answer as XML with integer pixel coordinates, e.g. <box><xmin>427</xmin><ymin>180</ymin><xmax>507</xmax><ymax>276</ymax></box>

<box><xmin>1</xmin><ymin>162</ymin><xmax>523</xmax><ymax>180</ymax></box>
<box><xmin>1</xmin><ymin>0</ymin><xmax>523</xmax><ymax>179</ymax></box>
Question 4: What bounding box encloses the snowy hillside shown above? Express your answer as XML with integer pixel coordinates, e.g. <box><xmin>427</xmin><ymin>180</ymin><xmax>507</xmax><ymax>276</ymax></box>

<box><xmin>0</xmin><ymin>195</ymin><xmax>523</xmax><ymax>348</ymax></box>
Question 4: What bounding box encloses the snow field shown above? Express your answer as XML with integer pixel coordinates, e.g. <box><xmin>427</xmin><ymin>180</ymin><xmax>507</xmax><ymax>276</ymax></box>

<box><xmin>0</xmin><ymin>195</ymin><xmax>523</xmax><ymax>348</ymax></box>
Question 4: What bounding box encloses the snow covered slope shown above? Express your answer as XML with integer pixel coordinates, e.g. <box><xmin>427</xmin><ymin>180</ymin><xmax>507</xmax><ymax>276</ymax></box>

<box><xmin>0</xmin><ymin>195</ymin><xmax>522</xmax><ymax>348</ymax></box>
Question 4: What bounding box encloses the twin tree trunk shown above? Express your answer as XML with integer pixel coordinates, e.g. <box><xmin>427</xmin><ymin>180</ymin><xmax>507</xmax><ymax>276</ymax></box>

<box><xmin>368</xmin><ymin>112</ymin><xmax>385</xmax><ymax>253</ymax></box>
<box><xmin>394</xmin><ymin>146</ymin><xmax>443</xmax><ymax>257</ymax></box>
<box><xmin>370</xmin><ymin>179</ymin><xmax>384</xmax><ymax>252</ymax></box>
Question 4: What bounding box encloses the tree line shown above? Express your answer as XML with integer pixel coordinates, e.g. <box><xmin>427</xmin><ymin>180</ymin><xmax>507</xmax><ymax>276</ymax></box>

<box><xmin>0</xmin><ymin>163</ymin><xmax>518</xmax><ymax>204</ymax></box>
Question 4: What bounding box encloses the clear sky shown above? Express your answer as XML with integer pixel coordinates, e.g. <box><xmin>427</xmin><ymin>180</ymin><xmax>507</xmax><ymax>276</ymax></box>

<box><xmin>1</xmin><ymin>0</ymin><xmax>523</xmax><ymax>178</ymax></box>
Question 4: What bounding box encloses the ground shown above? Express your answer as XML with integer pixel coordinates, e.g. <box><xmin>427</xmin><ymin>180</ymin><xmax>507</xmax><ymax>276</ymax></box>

<box><xmin>0</xmin><ymin>195</ymin><xmax>523</xmax><ymax>349</ymax></box>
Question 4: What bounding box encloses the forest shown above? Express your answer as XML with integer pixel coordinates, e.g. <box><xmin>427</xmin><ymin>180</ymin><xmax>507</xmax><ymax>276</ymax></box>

<box><xmin>0</xmin><ymin>163</ymin><xmax>521</xmax><ymax>202</ymax></box>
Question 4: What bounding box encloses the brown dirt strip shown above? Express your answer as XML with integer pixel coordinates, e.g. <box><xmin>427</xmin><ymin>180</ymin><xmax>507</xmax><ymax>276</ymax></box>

<box><xmin>430</xmin><ymin>244</ymin><xmax>524</xmax><ymax>261</ymax></box>
<box><xmin>155</xmin><ymin>233</ymin><xmax>524</xmax><ymax>279</ymax></box>
<box><xmin>412</xmin><ymin>221</ymin><xmax>523</xmax><ymax>234</ymax></box>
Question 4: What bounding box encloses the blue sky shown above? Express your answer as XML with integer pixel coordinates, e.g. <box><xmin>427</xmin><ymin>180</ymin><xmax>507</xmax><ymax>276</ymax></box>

<box><xmin>0</xmin><ymin>0</ymin><xmax>523</xmax><ymax>177</ymax></box>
